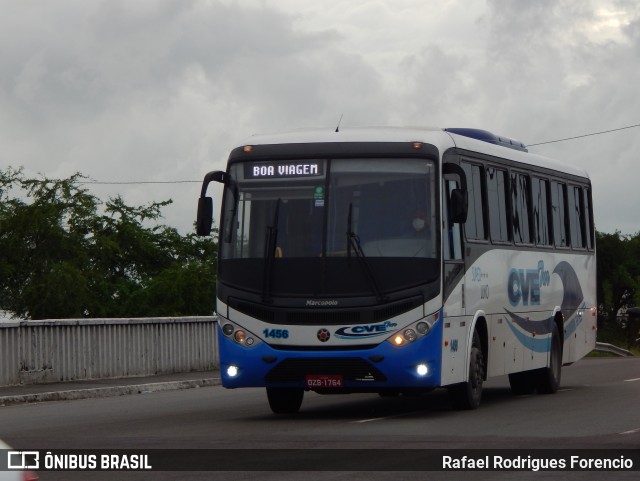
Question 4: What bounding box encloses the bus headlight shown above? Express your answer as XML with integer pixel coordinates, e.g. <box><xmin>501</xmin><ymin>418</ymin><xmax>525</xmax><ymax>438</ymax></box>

<box><xmin>386</xmin><ymin>312</ymin><xmax>439</xmax><ymax>347</ymax></box>
<box><xmin>226</xmin><ymin>365</ymin><xmax>239</xmax><ymax>377</ymax></box>
<box><xmin>403</xmin><ymin>329</ymin><xmax>417</xmax><ymax>342</ymax></box>
<box><xmin>416</xmin><ymin>322</ymin><xmax>430</xmax><ymax>335</ymax></box>
<box><xmin>219</xmin><ymin>319</ymin><xmax>262</xmax><ymax>348</ymax></box>
<box><xmin>416</xmin><ymin>364</ymin><xmax>429</xmax><ymax>376</ymax></box>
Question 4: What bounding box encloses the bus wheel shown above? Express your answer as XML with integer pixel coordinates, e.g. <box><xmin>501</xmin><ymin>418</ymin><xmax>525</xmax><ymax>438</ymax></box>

<box><xmin>535</xmin><ymin>323</ymin><xmax>562</xmax><ymax>394</ymax></box>
<box><xmin>508</xmin><ymin>371</ymin><xmax>536</xmax><ymax>395</ymax></box>
<box><xmin>266</xmin><ymin>387</ymin><xmax>304</xmax><ymax>414</ymax></box>
<box><xmin>448</xmin><ymin>330</ymin><xmax>485</xmax><ymax>410</ymax></box>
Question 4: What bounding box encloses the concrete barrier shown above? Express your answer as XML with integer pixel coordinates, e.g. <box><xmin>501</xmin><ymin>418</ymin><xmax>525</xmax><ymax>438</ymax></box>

<box><xmin>0</xmin><ymin>317</ymin><xmax>218</xmax><ymax>387</ymax></box>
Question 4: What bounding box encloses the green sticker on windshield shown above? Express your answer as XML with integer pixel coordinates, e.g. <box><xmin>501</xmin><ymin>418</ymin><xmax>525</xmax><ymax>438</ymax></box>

<box><xmin>314</xmin><ymin>186</ymin><xmax>324</xmax><ymax>207</ymax></box>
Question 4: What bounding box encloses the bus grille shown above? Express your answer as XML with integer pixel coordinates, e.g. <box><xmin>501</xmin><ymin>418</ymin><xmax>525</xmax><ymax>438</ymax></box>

<box><xmin>265</xmin><ymin>358</ymin><xmax>387</xmax><ymax>383</ymax></box>
<box><xmin>228</xmin><ymin>296</ymin><xmax>423</xmax><ymax>325</ymax></box>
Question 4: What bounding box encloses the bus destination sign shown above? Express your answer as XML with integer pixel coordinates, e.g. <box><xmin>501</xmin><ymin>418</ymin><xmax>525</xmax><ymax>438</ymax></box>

<box><xmin>244</xmin><ymin>161</ymin><xmax>324</xmax><ymax>179</ymax></box>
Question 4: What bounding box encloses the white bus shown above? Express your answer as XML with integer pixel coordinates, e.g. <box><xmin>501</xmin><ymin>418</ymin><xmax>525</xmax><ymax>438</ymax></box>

<box><xmin>197</xmin><ymin>127</ymin><xmax>596</xmax><ymax>413</ymax></box>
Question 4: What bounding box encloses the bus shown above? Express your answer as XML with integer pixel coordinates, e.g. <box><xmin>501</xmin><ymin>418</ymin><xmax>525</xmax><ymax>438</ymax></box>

<box><xmin>196</xmin><ymin>127</ymin><xmax>596</xmax><ymax>413</ymax></box>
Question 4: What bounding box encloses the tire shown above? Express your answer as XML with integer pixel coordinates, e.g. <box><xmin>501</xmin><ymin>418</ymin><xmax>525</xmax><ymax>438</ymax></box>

<box><xmin>508</xmin><ymin>370</ymin><xmax>536</xmax><ymax>395</ymax></box>
<box><xmin>448</xmin><ymin>330</ymin><xmax>485</xmax><ymax>410</ymax></box>
<box><xmin>535</xmin><ymin>322</ymin><xmax>562</xmax><ymax>394</ymax></box>
<box><xmin>266</xmin><ymin>387</ymin><xmax>304</xmax><ymax>414</ymax></box>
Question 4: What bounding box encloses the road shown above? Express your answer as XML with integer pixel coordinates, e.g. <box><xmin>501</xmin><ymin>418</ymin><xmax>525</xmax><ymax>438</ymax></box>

<box><xmin>1</xmin><ymin>357</ymin><xmax>639</xmax><ymax>480</ymax></box>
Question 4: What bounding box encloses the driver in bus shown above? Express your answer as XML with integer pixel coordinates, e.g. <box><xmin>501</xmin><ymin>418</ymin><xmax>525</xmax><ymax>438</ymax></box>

<box><xmin>402</xmin><ymin>208</ymin><xmax>430</xmax><ymax>238</ymax></box>
<box><xmin>411</xmin><ymin>209</ymin><xmax>429</xmax><ymax>235</ymax></box>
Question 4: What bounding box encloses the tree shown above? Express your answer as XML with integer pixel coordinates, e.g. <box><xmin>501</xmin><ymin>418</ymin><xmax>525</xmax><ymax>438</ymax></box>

<box><xmin>0</xmin><ymin>168</ymin><xmax>217</xmax><ymax>320</ymax></box>
<box><xmin>595</xmin><ymin>230</ymin><xmax>640</xmax><ymax>348</ymax></box>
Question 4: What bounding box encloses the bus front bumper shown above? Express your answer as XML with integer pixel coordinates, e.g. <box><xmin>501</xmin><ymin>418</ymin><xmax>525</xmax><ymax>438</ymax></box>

<box><xmin>218</xmin><ymin>323</ymin><xmax>443</xmax><ymax>391</ymax></box>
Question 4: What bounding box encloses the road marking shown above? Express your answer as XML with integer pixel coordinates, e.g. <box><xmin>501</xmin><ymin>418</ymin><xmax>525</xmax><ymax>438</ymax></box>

<box><xmin>619</xmin><ymin>428</ymin><xmax>640</xmax><ymax>435</ymax></box>
<box><xmin>353</xmin><ymin>410</ymin><xmax>426</xmax><ymax>424</ymax></box>
<box><xmin>623</xmin><ymin>378</ymin><xmax>640</xmax><ymax>382</ymax></box>
<box><xmin>354</xmin><ymin>417</ymin><xmax>386</xmax><ymax>424</ymax></box>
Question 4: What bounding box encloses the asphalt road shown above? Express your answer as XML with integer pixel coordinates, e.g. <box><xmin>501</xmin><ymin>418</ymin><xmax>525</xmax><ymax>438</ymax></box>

<box><xmin>1</xmin><ymin>357</ymin><xmax>639</xmax><ymax>481</ymax></box>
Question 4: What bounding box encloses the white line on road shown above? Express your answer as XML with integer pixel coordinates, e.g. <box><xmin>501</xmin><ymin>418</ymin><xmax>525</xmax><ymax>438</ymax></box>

<box><xmin>353</xmin><ymin>410</ymin><xmax>426</xmax><ymax>424</ymax></box>
<box><xmin>619</xmin><ymin>427</ymin><xmax>640</xmax><ymax>435</ymax></box>
<box><xmin>354</xmin><ymin>417</ymin><xmax>386</xmax><ymax>424</ymax></box>
<box><xmin>623</xmin><ymin>378</ymin><xmax>640</xmax><ymax>382</ymax></box>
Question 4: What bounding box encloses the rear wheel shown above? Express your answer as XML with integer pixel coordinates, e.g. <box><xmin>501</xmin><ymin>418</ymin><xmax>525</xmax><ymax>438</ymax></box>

<box><xmin>266</xmin><ymin>387</ymin><xmax>304</xmax><ymax>414</ymax></box>
<box><xmin>535</xmin><ymin>322</ymin><xmax>562</xmax><ymax>394</ymax></box>
<box><xmin>448</xmin><ymin>330</ymin><xmax>485</xmax><ymax>410</ymax></box>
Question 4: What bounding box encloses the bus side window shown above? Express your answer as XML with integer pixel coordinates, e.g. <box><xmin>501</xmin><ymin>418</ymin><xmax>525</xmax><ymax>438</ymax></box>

<box><xmin>444</xmin><ymin>180</ymin><xmax>463</xmax><ymax>260</ymax></box>
<box><xmin>567</xmin><ymin>185</ymin><xmax>585</xmax><ymax>248</ymax></box>
<box><xmin>461</xmin><ymin>161</ymin><xmax>486</xmax><ymax>241</ymax></box>
<box><xmin>486</xmin><ymin>167</ymin><xmax>510</xmax><ymax>243</ymax></box>
<box><xmin>532</xmin><ymin>177</ymin><xmax>552</xmax><ymax>246</ymax></box>
<box><xmin>584</xmin><ymin>187</ymin><xmax>594</xmax><ymax>249</ymax></box>
<box><xmin>511</xmin><ymin>172</ymin><xmax>532</xmax><ymax>244</ymax></box>
<box><xmin>550</xmin><ymin>181</ymin><xmax>568</xmax><ymax>247</ymax></box>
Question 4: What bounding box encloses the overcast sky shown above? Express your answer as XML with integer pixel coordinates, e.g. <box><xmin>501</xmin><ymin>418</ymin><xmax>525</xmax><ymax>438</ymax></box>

<box><xmin>2</xmin><ymin>0</ymin><xmax>639</xmax><ymax>235</ymax></box>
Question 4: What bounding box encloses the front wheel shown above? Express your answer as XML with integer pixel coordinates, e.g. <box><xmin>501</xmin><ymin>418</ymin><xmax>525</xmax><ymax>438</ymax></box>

<box><xmin>448</xmin><ymin>330</ymin><xmax>485</xmax><ymax>410</ymax></box>
<box><xmin>266</xmin><ymin>387</ymin><xmax>304</xmax><ymax>414</ymax></box>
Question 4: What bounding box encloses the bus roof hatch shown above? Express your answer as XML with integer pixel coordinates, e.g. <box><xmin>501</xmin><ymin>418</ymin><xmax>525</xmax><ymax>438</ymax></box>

<box><xmin>444</xmin><ymin>127</ymin><xmax>528</xmax><ymax>152</ymax></box>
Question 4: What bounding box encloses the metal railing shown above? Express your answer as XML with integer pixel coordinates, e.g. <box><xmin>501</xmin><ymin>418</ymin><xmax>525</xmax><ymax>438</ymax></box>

<box><xmin>2</xmin><ymin>318</ymin><xmax>634</xmax><ymax>387</ymax></box>
<box><xmin>0</xmin><ymin>317</ymin><xmax>218</xmax><ymax>387</ymax></box>
<box><xmin>594</xmin><ymin>341</ymin><xmax>635</xmax><ymax>357</ymax></box>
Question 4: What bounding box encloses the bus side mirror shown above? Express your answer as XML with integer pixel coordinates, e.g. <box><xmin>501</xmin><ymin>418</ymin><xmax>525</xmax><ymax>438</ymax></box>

<box><xmin>450</xmin><ymin>188</ymin><xmax>468</xmax><ymax>224</ymax></box>
<box><xmin>206</xmin><ymin>171</ymin><xmax>229</xmax><ymax>185</ymax></box>
<box><xmin>196</xmin><ymin>170</ymin><xmax>229</xmax><ymax>236</ymax></box>
<box><xmin>196</xmin><ymin>197</ymin><xmax>213</xmax><ymax>236</ymax></box>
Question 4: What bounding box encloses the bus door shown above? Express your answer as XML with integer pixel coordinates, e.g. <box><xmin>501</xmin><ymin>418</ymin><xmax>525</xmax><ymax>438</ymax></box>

<box><xmin>441</xmin><ymin>166</ymin><xmax>468</xmax><ymax>385</ymax></box>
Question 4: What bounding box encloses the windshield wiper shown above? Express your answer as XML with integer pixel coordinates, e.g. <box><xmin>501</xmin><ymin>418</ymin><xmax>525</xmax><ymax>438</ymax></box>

<box><xmin>346</xmin><ymin>203</ymin><xmax>387</xmax><ymax>303</ymax></box>
<box><xmin>262</xmin><ymin>198</ymin><xmax>281</xmax><ymax>303</ymax></box>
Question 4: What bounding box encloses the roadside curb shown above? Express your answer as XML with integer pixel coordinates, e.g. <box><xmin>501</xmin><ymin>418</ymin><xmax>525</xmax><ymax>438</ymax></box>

<box><xmin>0</xmin><ymin>378</ymin><xmax>221</xmax><ymax>407</ymax></box>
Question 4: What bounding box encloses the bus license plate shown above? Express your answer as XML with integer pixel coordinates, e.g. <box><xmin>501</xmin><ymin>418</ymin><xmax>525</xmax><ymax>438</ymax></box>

<box><xmin>305</xmin><ymin>375</ymin><xmax>343</xmax><ymax>388</ymax></box>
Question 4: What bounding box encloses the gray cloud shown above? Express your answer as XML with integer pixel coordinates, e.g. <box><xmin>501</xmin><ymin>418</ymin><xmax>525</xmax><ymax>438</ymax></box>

<box><xmin>1</xmin><ymin>0</ymin><xmax>639</xmax><ymax>234</ymax></box>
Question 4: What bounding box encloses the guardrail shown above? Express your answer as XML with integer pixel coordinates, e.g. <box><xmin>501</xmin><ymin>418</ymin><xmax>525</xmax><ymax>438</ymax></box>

<box><xmin>0</xmin><ymin>317</ymin><xmax>218</xmax><ymax>387</ymax></box>
<box><xmin>1</xmin><ymin>319</ymin><xmax>633</xmax><ymax>387</ymax></box>
<box><xmin>594</xmin><ymin>341</ymin><xmax>635</xmax><ymax>357</ymax></box>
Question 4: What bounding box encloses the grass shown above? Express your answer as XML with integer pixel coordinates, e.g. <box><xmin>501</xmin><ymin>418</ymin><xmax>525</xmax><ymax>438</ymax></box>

<box><xmin>584</xmin><ymin>323</ymin><xmax>639</xmax><ymax>356</ymax></box>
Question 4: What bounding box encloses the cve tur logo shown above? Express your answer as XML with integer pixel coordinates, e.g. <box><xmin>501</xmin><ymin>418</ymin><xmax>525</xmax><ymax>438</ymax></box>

<box><xmin>508</xmin><ymin>260</ymin><xmax>551</xmax><ymax>307</ymax></box>
<box><xmin>335</xmin><ymin>321</ymin><xmax>398</xmax><ymax>339</ymax></box>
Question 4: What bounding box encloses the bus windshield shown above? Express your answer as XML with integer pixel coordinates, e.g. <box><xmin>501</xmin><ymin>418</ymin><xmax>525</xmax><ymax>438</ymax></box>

<box><xmin>219</xmin><ymin>157</ymin><xmax>439</xmax><ymax>298</ymax></box>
